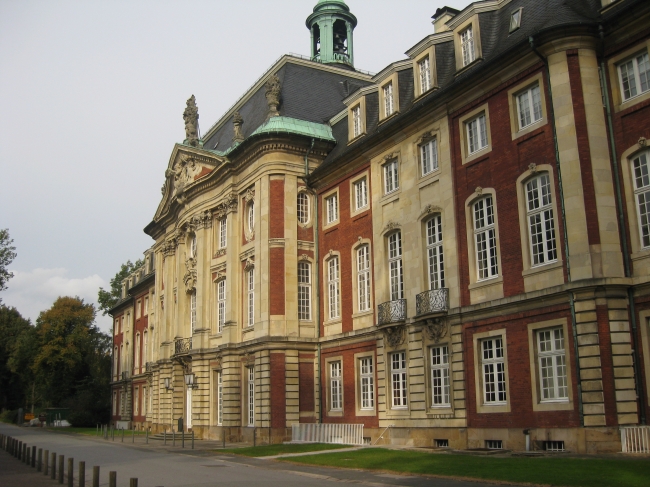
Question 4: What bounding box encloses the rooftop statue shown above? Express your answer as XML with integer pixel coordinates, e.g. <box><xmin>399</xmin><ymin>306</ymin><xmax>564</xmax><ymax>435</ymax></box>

<box><xmin>265</xmin><ymin>75</ymin><xmax>281</xmax><ymax>119</ymax></box>
<box><xmin>183</xmin><ymin>95</ymin><xmax>200</xmax><ymax>147</ymax></box>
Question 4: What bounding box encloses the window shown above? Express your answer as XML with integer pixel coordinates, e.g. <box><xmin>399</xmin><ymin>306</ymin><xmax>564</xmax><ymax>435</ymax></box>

<box><xmin>431</xmin><ymin>346</ymin><xmax>450</xmax><ymax>407</ymax></box>
<box><xmin>247</xmin><ymin>268</ymin><xmax>254</xmax><ymax>327</ymax></box>
<box><xmin>325</xmin><ymin>194</ymin><xmax>338</xmax><ymax>224</ymax></box>
<box><xmin>421</xmin><ymin>138</ymin><xmax>438</xmax><ymax>176</ymax></box>
<box><xmin>391</xmin><ymin>351</ymin><xmax>408</xmax><ymax>408</ymax></box>
<box><xmin>330</xmin><ymin>361</ymin><xmax>342</xmax><ymax>410</ymax></box>
<box><xmin>247</xmin><ymin>366</ymin><xmax>255</xmax><ymax>426</ymax></box>
<box><xmin>526</xmin><ymin>174</ymin><xmax>558</xmax><ymax>266</ymax></box>
<box><xmin>144</xmin><ymin>296</ymin><xmax>149</xmax><ymax>316</ymax></box>
<box><xmin>537</xmin><ymin>328</ymin><xmax>568</xmax><ymax>401</ymax></box>
<box><xmin>297</xmin><ymin>193</ymin><xmax>310</xmax><ymax>224</ymax></box>
<box><xmin>354</xmin><ymin>178</ymin><xmax>368</xmax><ymax>210</ymax></box>
<box><xmin>419</xmin><ymin>56</ymin><xmax>432</xmax><ymax>93</ymax></box>
<box><xmin>143</xmin><ymin>387</ymin><xmax>147</xmax><ymax>414</ymax></box>
<box><xmin>460</xmin><ymin>26</ymin><xmax>475</xmax><ymax>66</ymax></box>
<box><xmin>359</xmin><ymin>357</ymin><xmax>374</xmax><ymax>410</ymax></box>
<box><xmin>190</xmin><ymin>291</ymin><xmax>197</xmax><ymax>333</ymax></box>
<box><xmin>136</xmin><ymin>300</ymin><xmax>141</xmax><ymax>319</ymax></box>
<box><xmin>517</xmin><ymin>84</ymin><xmax>542</xmax><ymax>130</ymax></box>
<box><xmin>383</xmin><ymin>82</ymin><xmax>394</xmax><ymax>117</ymax></box>
<box><xmin>426</xmin><ymin>215</ymin><xmax>445</xmax><ymax>289</ymax></box>
<box><xmin>633</xmin><ymin>151</ymin><xmax>650</xmax><ymax>248</ymax></box>
<box><xmin>486</xmin><ymin>440</ymin><xmax>503</xmax><ymax>450</ymax></box>
<box><xmin>388</xmin><ymin>232</ymin><xmax>404</xmax><ymax>301</ymax></box>
<box><xmin>618</xmin><ymin>51</ymin><xmax>650</xmax><ymax>101</ymax></box>
<box><xmin>114</xmin><ymin>347</ymin><xmax>119</xmax><ymax>377</ymax></box>
<box><xmin>481</xmin><ymin>337</ymin><xmax>507</xmax><ymax>404</ymax></box>
<box><xmin>114</xmin><ymin>319</ymin><xmax>118</xmax><ymax>336</ymax></box>
<box><xmin>466</xmin><ymin>113</ymin><xmax>488</xmax><ymax>154</ymax></box>
<box><xmin>217</xmin><ymin>371</ymin><xmax>223</xmax><ymax>425</ymax></box>
<box><xmin>473</xmin><ymin>196</ymin><xmax>499</xmax><ymax>280</ymax></box>
<box><xmin>247</xmin><ymin>202</ymin><xmax>255</xmax><ymax>233</ymax></box>
<box><xmin>217</xmin><ymin>280</ymin><xmax>226</xmax><ymax>333</ymax></box>
<box><xmin>190</xmin><ymin>234</ymin><xmax>197</xmax><ymax>259</ymax></box>
<box><xmin>135</xmin><ymin>333</ymin><xmax>140</xmax><ymax>369</ymax></box>
<box><xmin>113</xmin><ymin>391</ymin><xmax>117</xmax><ymax>415</ymax></box>
<box><xmin>120</xmin><ymin>391</ymin><xmax>125</xmax><ymax>414</ymax></box>
<box><xmin>357</xmin><ymin>245</ymin><xmax>371</xmax><ymax>312</ymax></box>
<box><xmin>352</xmin><ymin>105</ymin><xmax>362</xmax><ymax>138</ymax></box>
<box><xmin>383</xmin><ymin>159</ymin><xmax>399</xmax><ymax>194</ymax></box>
<box><xmin>327</xmin><ymin>257</ymin><xmax>340</xmax><ymax>320</ymax></box>
<box><xmin>510</xmin><ymin>8</ymin><xmax>522</xmax><ymax>32</ymax></box>
<box><xmin>143</xmin><ymin>331</ymin><xmax>148</xmax><ymax>364</ymax></box>
<box><xmin>298</xmin><ymin>262</ymin><xmax>312</xmax><ymax>320</ymax></box>
<box><xmin>219</xmin><ymin>218</ymin><xmax>227</xmax><ymax>249</ymax></box>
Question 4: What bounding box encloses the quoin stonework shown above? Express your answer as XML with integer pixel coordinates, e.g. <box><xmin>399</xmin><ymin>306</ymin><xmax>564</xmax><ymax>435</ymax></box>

<box><xmin>110</xmin><ymin>0</ymin><xmax>650</xmax><ymax>453</ymax></box>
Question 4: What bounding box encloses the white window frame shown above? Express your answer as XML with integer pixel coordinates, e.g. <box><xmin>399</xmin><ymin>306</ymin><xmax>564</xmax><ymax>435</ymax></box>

<box><xmin>135</xmin><ymin>333</ymin><xmax>140</xmax><ymax>370</ymax></box>
<box><xmin>419</xmin><ymin>56</ymin><xmax>431</xmax><ymax>93</ymax></box>
<box><xmin>618</xmin><ymin>50</ymin><xmax>650</xmax><ymax>101</ymax></box>
<box><xmin>217</xmin><ymin>371</ymin><xmax>223</xmax><ymax>425</ymax></box>
<box><xmin>357</xmin><ymin>245</ymin><xmax>371</xmax><ymax>312</ymax></box>
<box><xmin>431</xmin><ymin>345</ymin><xmax>450</xmax><ymax>407</ymax></box>
<box><xmin>143</xmin><ymin>330</ymin><xmax>148</xmax><ymax>364</ymax></box>
<box><xmin>219</xmin><ymin>217</ymin><xmax>227</xmax><ymax>249</ymax></box>
<box><xmin>113</xmin><ymin>391</ymin><xmax>117</xmax><ymax>415</ymax></box>
<box><xmin>247</xmin><ymin>202</ymin><xmax>255</xmax><ymax>233</ymax></box>
<box><xmin>391</xmin><ymin>351</ymin><xmax>408</xmax><ymax>409</ymax></box>
<box><xmin>460</xmin><ymin>26</ymin><xmax>475</xmax><ymax>67</ymax></box>
<box><xmin>327</xmin><ymin>256</ymin><xmax>341</xmax><ymax>320</ymax></box>
<box><xmin>526</xmin><ymin>174</ymin><xmax>558</xmax><ymax>266</ymax></box>
<box><xmin>632</xmin><ymin>151</ymin><xmax>650</xmax><ymax>248</ymax></box>
<box><xmin>516</xmin><ymin>84</ymin><xmax>543</xmax><ymax>130</ymax></box>
<box><xmin>383</xmin><ymin>81</ymin><xmax>394</xmax><ymax>117</ymax></box>
<box><xmin>352</xmin><ymin>105</ymin><xmax>362</xmax><ymax>138</ymax></box>
<box><xmin>298</xmin><ymin>261</ymin><xmax>312</xmax><ymax>321</ymax></box>
<box><xmin>297</xmin><ymin>192</ymin><xmax>310</xmax><ymax>225</ymax></box>
<box><xmin>136</xmin><ymin>299</ymin><xmax>142</xmax><ymax>319</ymax></box>
<box><xmin>473</xmin><ymin>196</ymin><xmax>499</xmax><ymax>281</ymax></box>
<box><xmin>217</xmin><ymin>279</ymin><xmax>226</xmax><ymax>333</ymax></box>
<box><xmin>325</xmin><ymin>194</ymin><xmax>338</xmax><ymax>225</ymax></box>
<box><xmin>537</xmin><ymin>327</ymin><xmax>568</xmax><ymax>402</ymax></box>
<box><xmin>481</xmin><ymin>337</ymin><xmax>507</xmax><ymax>405</ymax></box>
<box><xmin>134</xmin><ymin>386</ymin><xmax>139</xmax><ymax>415</ymax></box>
<box><xmin>246</xmin><ymin>268</ymin><xmax>254</xmax><ymax>327</ymax></box>
<box><xmin>143</xmin><ymin>386</ymin><xmax>147</xmax><ymax>415</ymax></box>
<box><xmin>190</xmin><ymin>291</ymin><xmax>197</xmax><ymax>333</ymax></box>
<box><xmin>359</xmin><ymin>357</ymin><xmax>374</xmax><ymax>410</ymax></box>
<box><xmin>354</xmin><ymin>178</ymin><xmax>368</xmax><ymax>211</ymax></box>
<box><xmin>383</xmin><ymin>159</ymin><xmax>399</xmax><ymax>195</ymax></box>
<box><xmin>388</xmin><ymin>232</ymin><xmax>404</xmax><ymax>301</ymax></box>
<box><xmin>426</xmin><ymin>215</ymin><xmax>445</xmax><ymax>290</ymax></box>
<box><xmin>330</xmin><ymin>361</ymin><xmax>342</xmax><ymax>411</ymax></box>
<box><xmin>421</xmin><ymin>138</ymin><xmax>438</xmax><ymax>176</ymax></box>
<box><xmin>247</xmin><ymin>366</ymin><xmax>255</xmax><ymax>426</ymax></box>
<box><xmin>466</xmin><ymin>113</ymin><xmax>488</xmax><ymax>155</ymax></box>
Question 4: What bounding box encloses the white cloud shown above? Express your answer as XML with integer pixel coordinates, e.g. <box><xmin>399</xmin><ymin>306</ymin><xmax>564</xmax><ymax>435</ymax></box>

<box><xmin>1</xmin><ymin>268</ymin><xmax>112</xmax><ymax>333</ymax></box>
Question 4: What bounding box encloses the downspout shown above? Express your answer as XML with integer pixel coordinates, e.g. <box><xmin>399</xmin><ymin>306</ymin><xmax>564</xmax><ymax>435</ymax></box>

<box><xmin>303</xmin><ymin>139</ymin><xmax>323</xmax><ymax>423</ymax></box>
<box><xmin>530</xmin><ymin>37</ymin><xmax>583</xmax><ymax>425</ymax></box>
<box><xmin>598</xmin><ymin>26</ymin><xmax>646</xmax><ymax>423</ymax></box>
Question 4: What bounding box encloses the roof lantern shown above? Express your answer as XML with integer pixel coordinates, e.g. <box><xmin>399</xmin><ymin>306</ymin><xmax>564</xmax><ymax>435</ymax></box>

<box><xmin>306</xmin><ymin>0</ymin><xmax>357</xmax><ymax>68</ymax></box>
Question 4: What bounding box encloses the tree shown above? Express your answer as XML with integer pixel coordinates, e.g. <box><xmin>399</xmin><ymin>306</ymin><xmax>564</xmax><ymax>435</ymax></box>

<box><xmin>0</xmin><ymin>229</ymin><xmax>17</xmax><ymax>300</ymax></box>
<box><xmin>0</xmin><ymin>305</ymin><xmax>31</xmax><ymax>411</ymax></box>
<box><xmin>97</xmin><ymin>259</ymin><xmax>143</xmax><ymax>315</ymax></box>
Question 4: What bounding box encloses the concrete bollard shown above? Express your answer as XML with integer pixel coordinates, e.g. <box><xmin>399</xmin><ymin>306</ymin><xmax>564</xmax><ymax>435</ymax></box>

<box><xmin>25</xmin><ymin>445</ymin><xmax>30</xmax><ymax>465</ymax></box>
<box><xmin>18</xmin><ymin>440</ymin><xmax>22</xmax><ymax>460</ymax></box>
<box><xmin>146</xmin><ymin>429</ymin><xmax>149</xmax><ymax>444</ymax></box>
<box><xmin>109</xmin><ymin>471</ymin><xmax>117</xmax><ymax>487</ymax></box>
<box><xmin>92</xmin><ymin>466</ymin><xmax>100</xmax><ymax>487</ymax></box>
<box><xmin>67</xmin><ymin>457</ymin><xmax>74</xmax><ymax>487</ymax></box>
<box><xmin>43</xmin><ymin>449</ymin><xmax>49</xmax><ymax>475</ymax></box>
<box><xmin>121</xmin><ymin>429</ymin><xmax>124</xmax><ymax>443</ymax></box>
<box><xmin>130</xmin><ymin>479</ymin><xmax>138</xmax><ymax>487</ymax></box>
<box><xmin>58</xmin><ymin>454</ymin><xmax>64</xmax><ymax>484</ymax></box>
<box><xmin>79</xmin><ymin>461</ymin><xmax>85</xmax><ymax>487</ymax></box>
<box><xmin>192</xmin><ymin>430</ymin><xmax>194</xmax><ymax>450</ymax></box>
<box><xmin>132</xmin><ymin>429</ymin><xmax>134</xmax><ymax>443</ymax></box>
<box><xmin>51</xmin><ymin>452</ymin><xmax>56</xmax><ymax>480</ymax></box>
<box><xmin>32</xmin><ymin>445</ymin><xmax>36</xmax><ymax>467</ymax></box>
<box><xmin>172</xmin><ymin>430</ymin><xmax>175</xmax><ymax>447</ymax></box>
<box><xmin>38</xmin><ymin>448</ymin><xmax>43</xmax><ymax>471</ymax></box>
<box><xmin>182</xmin><ymin>430</ymin><xmax>185</xmax><ymax>449</ymax></box>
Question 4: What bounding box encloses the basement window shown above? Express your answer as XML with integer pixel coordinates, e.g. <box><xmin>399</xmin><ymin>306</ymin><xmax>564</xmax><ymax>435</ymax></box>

<box><xmin>435</xmin><ymin>439</ymin><xmax>449</xmax><ymax>448</ymax></box>
<box><xmin>544</xmin><ymin>441</ymin><xmax>565</xmax><ymax>452</ymax></box>
<box><xmin>485</xmin><ymin>440</ymin><xmax>503</xmax><ymax>450</ymax></box>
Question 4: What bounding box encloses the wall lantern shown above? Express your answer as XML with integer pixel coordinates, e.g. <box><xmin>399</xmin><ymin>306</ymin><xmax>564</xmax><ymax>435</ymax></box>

<box><xmin>184</xmin><ymin>373</ymin><xmax>198</xmax><ymax>389</ymax></box>
<box><xmin>164</xmin><ymin>377</ymin><xmax>173</xmax><ymax>391</ymax></box>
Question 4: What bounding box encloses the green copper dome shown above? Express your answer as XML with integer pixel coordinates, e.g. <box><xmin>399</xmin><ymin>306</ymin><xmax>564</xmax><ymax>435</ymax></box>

<box><xmin>306</xmin><ymin>0</ymin><xmax>357</xmax><ymax>67</ymax></box>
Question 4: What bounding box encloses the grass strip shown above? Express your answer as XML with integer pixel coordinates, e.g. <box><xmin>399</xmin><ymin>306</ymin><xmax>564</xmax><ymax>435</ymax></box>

<box><xmin>279</xmin><ymin>448</ymin><xmax>650</xmax><ymax>487</ymax></box>
<box><xmin>218</xmin><ymin>443</ymin><xmax>351</xmax><ymax>457</ymax></box>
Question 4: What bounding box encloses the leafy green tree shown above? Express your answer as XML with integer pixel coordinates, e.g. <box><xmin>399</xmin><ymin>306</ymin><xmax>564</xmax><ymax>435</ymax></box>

<box><xmin>97</xmin><ymin>259</ymin><xmax>143</xmax><ymax>315</ymax></box>
<box><xmin>0</xmin><ymin>305</ymin><xmax>31</xmax><ymax>411</ymax></box>
<box><xmin>0</xmin><ymin>229</ymin><xmax>17</xmax><ymax>302</ymax></box>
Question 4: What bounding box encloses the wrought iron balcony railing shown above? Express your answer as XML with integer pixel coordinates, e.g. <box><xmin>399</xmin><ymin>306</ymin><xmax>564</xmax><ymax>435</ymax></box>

<box><xmin>378</xmin><ymin>299</ymin><xmax>407</xmax><ymax>326</ymax></box>
<box><xmin>416</xmin><ymin>288</ymin><xmax>449</xmax><ymax>316</ymax></box>
<box><xmin>174</xmin><ymin>337</ymin><xmax>192</xmax><ymax>355</ymax></box>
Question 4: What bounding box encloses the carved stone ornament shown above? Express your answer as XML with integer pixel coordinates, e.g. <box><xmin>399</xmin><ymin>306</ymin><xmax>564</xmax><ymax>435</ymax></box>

<box><xmin>528</xmin><ymin>163</ymin><xmax>537</xmax><ymax>173</ymax></box>
<box><xmin>212</xmin><ymin>269</ymin><xmax>226</xmax><ymax>282</ymax></box>
<box><xmin>188</xmin><ymin>210</ymin><xmax>213</xmax><ymax>231</ymax></box>
<box><xmin>382</xmin><ymin>221</ymin><xmax>401</xmax><ymax>235</ymax></box>
<box><xmin>147</xmin><ymin>374</ymin><xmax>153</xmax><ymax>385</ymax></box>
<box><xmin>639</xmin><ymin>137</ymin><xmax>647</xmax><ymax>148</ymax></box>
<box><xmin>383</xmin><ymin>152</ymin><xmax>398</xmax><ymax>162</ymax></box>
<box><xmin>183</xmin><ymin>257</ymin><xmax>197</xmax><ymax>293</ymax></box>
<box><xmin>214</xmin><ymin>248</ymin><xmax>227</xmax><ymax>258</ymax></box>
<box><xmin>417</xmin><ymin>131</ymin><xmax>434</xmax><ymax>144</ymax></box>
<box><xmin>213</xmin><ymin>193</ymin><xmax>238</xmax><ymax>219</ymax></box>
<box><xmin>213</xmin><ymin>356</ymin><xmax>222</xmax><ymax>370</ymax></box>
<box><xmin>162</xmin><ymin>235</ymin><xmax>180</xmax><ymax>256</ymax></box>
<box><xmin>183</xmin><ymin>95</ymin><xmax>200</xmax><ymax>147</ymax></box>
<box><xmin>419</xmin><ymin>204</ymin><xmax>442</xmax><ymax>220</ymax></box>
<box><xmin>423</xmin><ymin>317</ymin><xmax>448</xmax><ymax>343</ymax></box>
<box><xmin>265</xmin><ymin>74</ymin><xmax>281</xmax><ymax>119</ymax></box>
<box><xmin>475</xmin><ymin>186</ymin><xmax>483</xmax><ymax>195</ymax></box>
<box><xmin>245</xmin><ymin>187</ymin><xmax>256</xmax><ymax>203</ymax></box>
<box><xmin>243</xmin><ymin>257</ymin><xmax>255</xmax><ymax>272</ymax></box>
<box><xmin>384</xmin><ymin>326</ymin><xmax>405</xmax><ymax>348</ymax></box>
<box><xmin>233</xmin><ymin>112</ymin><xmax>245</xmax><ymax>143</ymax></box>
<box><xmin>299</xmin><ymin>254</ymin><xmax>310</xmax><ymax>261</ymax></box>
<box><xmin>167</xmin><ymin>154</ymin><xmax>201</xmax><ymax>197</ymax></box>
<box><xmin>243</xmin><ymin>352</ymin><xmax>255</xmax><ymax>366</ymax></box>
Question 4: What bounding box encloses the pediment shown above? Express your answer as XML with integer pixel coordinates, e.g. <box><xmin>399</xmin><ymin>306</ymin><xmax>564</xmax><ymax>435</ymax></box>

<box><xmin>154</xmin><ymin>144</ymin><xmax>227</xmax><ymax>222</ymax></box>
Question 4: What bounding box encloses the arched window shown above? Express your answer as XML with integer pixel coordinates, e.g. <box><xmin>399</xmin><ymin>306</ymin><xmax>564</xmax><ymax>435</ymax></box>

<box><xmin>247</xmin><ymin>202</ymin><xmax>255</xmax><ymax>233</ymax></box>
<box><xmin>135</xmin><ymin>333</ymin><xmax>141</xmax><ymax>370</ymax></box>
<box><xmin>247</xmin><ymin>268</ymin><xmax>255</xmax><ymax>327</ymax></box>
<box><xmin>327</xmin><ymin>257</ymin><xmax>340</xmax><ymax>319</ymax></box>
<box><xmin>297</xmin><ymin>193</ymin><xmax>310</xmax><ymax>224</ymax></box>
<box><xmin>473</xmin><ymin>196</ymin><xmax>498</xmax><ymax>280</ymax></box>
<box><xmin>525</xmin><ymin>173</ymin><xmax>557</xmax><ymax>266</ymax></box>
<box><xmin>190</xmin><ymin>291</ymin><xmax>197</xmax><ymax>333</ymax></box>
<box><xmin>143</xmin><ymin>330</ymin><xmax>148</xmax><ymax>364</ymax></box>
<box><xmin>114</xmin><ymin>346</ymin><xmax>119</xmax><ymax>378</ymax></box>
<box><xmin>217</xmin><ymin>279</ymin><xmax>226</xmax><ymax>333</ymax></box>
<box><xmin>298</xmin><ymin>261</ymin><xmax>312</xmax><ymax>320</ymax></box>
<box><xmin>357</xmin><ymin>245</ymin><xmax>371</xmax><ymax>312</ymax></box>
<box><xmin>426</xmin><ymin>215</ymin><xmax>445</xmax><ymax>290</ymax></box>
<box><xmin>632</xmin><ymin>150</ymin><xmax>650</xmax><ymax>248</ymax></box>
<box><xmin>388</xmin><ymin>232</ymin><xmax>403</xmax><ymax>300</ymax></box>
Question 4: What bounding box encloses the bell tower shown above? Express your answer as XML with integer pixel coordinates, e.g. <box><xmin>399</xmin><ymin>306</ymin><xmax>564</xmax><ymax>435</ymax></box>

<box><xmin>306</xmin><ymin>0</ymin><xmax>357</xmax><ymax>68</ymax></box>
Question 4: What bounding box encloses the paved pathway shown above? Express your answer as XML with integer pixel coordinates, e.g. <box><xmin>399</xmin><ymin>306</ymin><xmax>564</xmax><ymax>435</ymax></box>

<box><xmin>1</xmin><ymin>423</ymin><xmax>519</xmax><ymax>487</ymax></box>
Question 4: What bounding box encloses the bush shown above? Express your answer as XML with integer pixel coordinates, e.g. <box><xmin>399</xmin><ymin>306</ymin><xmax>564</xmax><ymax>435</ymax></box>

<box><xmin>0</xmin><ymin>409</ymin><xmax>17</xmax><ymax>424</ymax></box>
<box><xmin>67</xmin><ymin>410</ymin><xmax>95</xmax><ymax>427</ymax></box>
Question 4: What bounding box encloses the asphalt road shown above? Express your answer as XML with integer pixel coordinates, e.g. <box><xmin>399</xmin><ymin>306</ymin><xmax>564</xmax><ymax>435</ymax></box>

<box><xmin>0</xmin><ymin>423</ymin><xmax>516</xmax><ymax>487</ymax></box>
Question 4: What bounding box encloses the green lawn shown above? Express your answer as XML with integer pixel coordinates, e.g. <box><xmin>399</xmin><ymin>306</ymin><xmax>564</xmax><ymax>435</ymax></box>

<box><xmin>218</xmin><ymin>443</ymin><xmax>352</xmax><ymax>457</ymax></box>
<box><xmin>279</xmin><ymin>448</ymin><xmax>650</xmax><ymax>487</ymax></box>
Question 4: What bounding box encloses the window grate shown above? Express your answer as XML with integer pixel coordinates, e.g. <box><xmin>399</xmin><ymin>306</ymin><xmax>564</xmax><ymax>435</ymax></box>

<box><xmin>435</xmin><ymin>439</ymin><xmax>449</xmax><ymax>448</ymax></box>
<box><xmin>544</xmin><ymin>441</ymin><xmax>565</xmax><ymax>452</ymax></box>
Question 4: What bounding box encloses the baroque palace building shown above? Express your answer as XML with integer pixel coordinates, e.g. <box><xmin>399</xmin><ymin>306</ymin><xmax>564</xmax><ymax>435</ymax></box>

<box><xmin>110</xmin><ymin>0</ymin><xmax>650</xmax><ymax>453</ymax></box>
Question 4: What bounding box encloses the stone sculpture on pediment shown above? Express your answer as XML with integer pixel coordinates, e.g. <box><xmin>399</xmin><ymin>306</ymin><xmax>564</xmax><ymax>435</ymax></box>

<box><xmin>423</xmin><ymin>317</ymin><xmax>448</xmax><ymax>343</ymax></box>
<box><xmin>265</xmin><ymin>74</ymin><xmax>281</xmax><ymax>119</ymax></box>
<box><xmin>384</xmin><ymin>325</ymin><xmax>405</xmax><ymax>348</ymax></box>
<box><xmin>183</xmin><ymin>257</ymin><xmax>197</xmax><ymax>293</ymax></box>
<box><xmin>183</xmin><ymin>95</ymin><xmax>200</xmax><ymax>147</ymax></box>
<box><xmin>233</xmin><ymin>112</ymin><xmax>245</xmax><ymax>143</ymax></box>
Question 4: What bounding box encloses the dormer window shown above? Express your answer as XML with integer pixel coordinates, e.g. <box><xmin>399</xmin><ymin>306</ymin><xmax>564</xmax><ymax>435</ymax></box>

<box><xmin>379</xmin><ymin>74</ymin><xmax>400</xmax><ymax>121</ymax></box>
<box><xmin>383</xmin><ymin>82</ymin><xmax>394</xmax><ymax>117</ymax></box>
<box><xmin>460</xmin><ymin>26</ymin><xmax>475</xmax><ymax>66</ymax></box>
<box><xmin>353</xmin><ymin>105</ymin><xmax>362</xmax><ymax>138</ymax></box>
<box><xmin>419</xmin><ymin>56</ymin><xmax>431</xmax><ymax>93</ymax></box>
<box><xmin>347</xmin><ymin>97</ymin><xmax>366</xmax><ymax>142</ymax></box>
<box><xmin>510</xmin><ymin>8</ymin><xmax>523</xmax><ymax>33</ymax></box>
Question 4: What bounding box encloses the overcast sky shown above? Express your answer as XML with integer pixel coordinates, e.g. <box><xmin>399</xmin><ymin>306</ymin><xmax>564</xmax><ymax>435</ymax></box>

<box><xmin>0</xmin><ymin>0</ymin><xmax>469</xmax><ymax>332</ymax></box>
